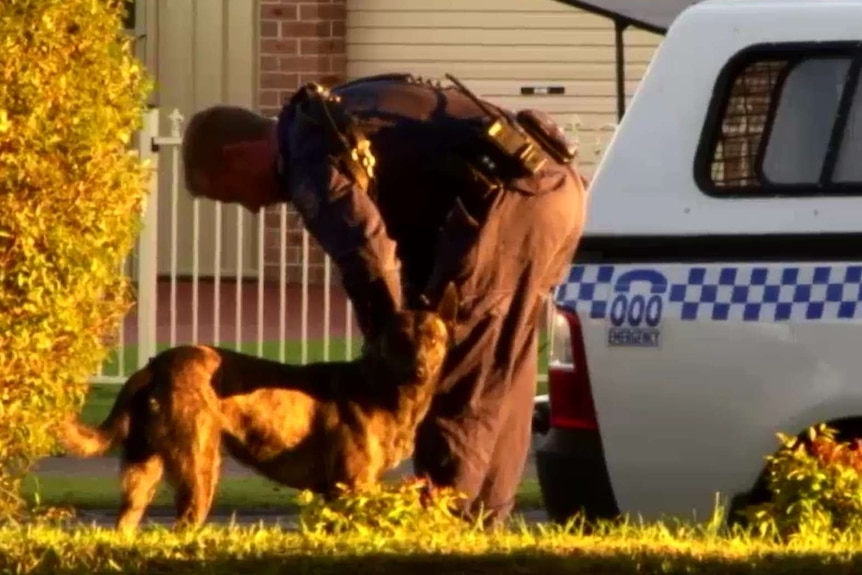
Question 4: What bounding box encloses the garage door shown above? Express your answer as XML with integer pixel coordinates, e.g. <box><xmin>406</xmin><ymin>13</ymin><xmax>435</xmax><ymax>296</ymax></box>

<box><xmin>346</xmin><ymin>0</ymin><xmax>663</xmax><ymax>176</ymax></box>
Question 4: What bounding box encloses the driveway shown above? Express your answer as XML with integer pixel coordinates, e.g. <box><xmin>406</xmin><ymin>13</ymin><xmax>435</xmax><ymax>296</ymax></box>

<box><xmin>66</xmin><ymin>507</ymin><xmax>549</xmax><ymax>529</ymax></box>
<box><xmin>34</xmin><ymin>435</ymin><xmax>548</xmax><ymax>528</ymax></box>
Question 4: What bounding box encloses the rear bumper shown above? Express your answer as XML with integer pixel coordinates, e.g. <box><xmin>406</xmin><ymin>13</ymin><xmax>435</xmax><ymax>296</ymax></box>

<box><xmin>535</xmin><ymin>427</ymin><xmax>620</xmax><ymax>524</ymax></box>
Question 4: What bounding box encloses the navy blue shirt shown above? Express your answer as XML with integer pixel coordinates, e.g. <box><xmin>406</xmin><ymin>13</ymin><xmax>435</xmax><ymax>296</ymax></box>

<box><xmin>275</xmin><ymin>76</ymin><xmax>499</xmax><ymax>335</ymax></box>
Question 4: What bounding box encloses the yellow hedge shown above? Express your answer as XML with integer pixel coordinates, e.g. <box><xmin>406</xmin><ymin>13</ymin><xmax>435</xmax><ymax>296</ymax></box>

<box><xmin>0</xmin><ymin>0</ymin><xmax>151</xmax><ymax>518</ymax></box>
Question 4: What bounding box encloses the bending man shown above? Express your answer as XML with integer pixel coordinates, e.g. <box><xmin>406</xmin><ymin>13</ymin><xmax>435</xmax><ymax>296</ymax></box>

<box><xmin>181</xmin><ymin>73</ymin><xmax>588</xmax><ymax>525</ymax></box>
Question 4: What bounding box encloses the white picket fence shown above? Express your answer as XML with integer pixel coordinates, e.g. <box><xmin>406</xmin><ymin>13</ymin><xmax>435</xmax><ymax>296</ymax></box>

<box><xmin>91</xmin><ymin>107</ymin><xmax>551</xmax><ymax>385</ymax></box>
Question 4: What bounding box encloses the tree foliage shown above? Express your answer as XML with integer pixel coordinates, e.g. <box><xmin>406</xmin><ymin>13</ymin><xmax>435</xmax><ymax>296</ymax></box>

<box><xmin>0</xmin><ymin>0</ymin><xmax>152</xmax><ymax>519</ymax></box>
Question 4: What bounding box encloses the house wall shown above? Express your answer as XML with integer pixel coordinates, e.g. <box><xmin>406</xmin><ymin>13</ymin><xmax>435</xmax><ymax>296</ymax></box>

<box><xmin>146</xmin><ymin>0</ymin><xmax>259</xmax><ymax>279</ymax></box>
<box><xmin>140</xmin><ymin>0</ymin><xmax>661</xmax><ymax>284</ymax></box>
<box><xmin>257</xmin><ymin>0</ymin><xmax>664</xmax><ymax>285</ymax></box>
<box><xmin>258</xmin><ymin>0</ymin><xmax>348</xmax><ymax>283</ymax></box>
<box><xmin>347</xmin><ymin>0</ymin><xmax>663</xmax><ymax>176</ymax></box>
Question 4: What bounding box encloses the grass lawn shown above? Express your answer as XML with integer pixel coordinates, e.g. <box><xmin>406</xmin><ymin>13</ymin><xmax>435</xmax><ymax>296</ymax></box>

<box><xmin>6</xmin><ymin>524</ymin><xmax>862</xmax><ymax>575</ymax></box>
<box><xmin>96</xmin><ymin>338</ymin><xmax>365</xmax><ymax>379</ymax></box>
<box><xmin>97</xmin><ymin>335</ymin><xmax>552</xmax><ymax>378</ymax></box>
<box><xmin>8</xmin><ymin>485</ymin><xmax>862</xmax><ymax>575</ymax></box>
<box><xmin>21</xmin><ymin>473</ymin><xmax>544</xmax><ymax>513</ymax></box>
<box><xmin>84</xmin><ymin>336</ymin><xmax>550</xmax><ymax>426</ymax></box>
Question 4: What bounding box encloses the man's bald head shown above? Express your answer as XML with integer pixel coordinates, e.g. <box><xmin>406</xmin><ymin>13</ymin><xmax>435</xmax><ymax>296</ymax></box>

<box><xmin>182</xmin><ymin>105</ymin><xmax>275</xmax><ymax>195</ymax></box>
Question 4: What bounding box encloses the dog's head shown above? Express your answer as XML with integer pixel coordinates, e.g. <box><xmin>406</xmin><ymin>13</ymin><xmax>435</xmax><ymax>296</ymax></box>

<box><xmin>374</xmin><ymin>282</ymin><xmax>458</xmax><ymax>385</ymax></box>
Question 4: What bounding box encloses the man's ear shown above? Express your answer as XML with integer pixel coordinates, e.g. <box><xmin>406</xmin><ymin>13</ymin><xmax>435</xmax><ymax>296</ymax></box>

<box><xmin>436</xmin><ymin>282</ymin><xmax>459</xmax><ymax>327</ymax></box>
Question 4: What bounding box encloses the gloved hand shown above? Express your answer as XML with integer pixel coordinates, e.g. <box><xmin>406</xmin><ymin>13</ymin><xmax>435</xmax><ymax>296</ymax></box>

<box><xmin>343</xmin><ymin>271</ymin><xmax>403</xmax><ymax>342</ymax></box>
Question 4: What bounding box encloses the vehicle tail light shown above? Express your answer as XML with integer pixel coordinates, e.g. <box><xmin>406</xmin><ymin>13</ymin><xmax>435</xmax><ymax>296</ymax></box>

<box><xmin>547</xmin><ymin>305</ymin><xmax>599</xmax><ymax>431</ymax></box>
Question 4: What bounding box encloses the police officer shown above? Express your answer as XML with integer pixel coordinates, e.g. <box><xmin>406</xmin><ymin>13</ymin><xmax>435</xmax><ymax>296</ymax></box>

<box><xmin>181</xmin><ymin>73</ymin><xmax>587</xmax><ymax>526</ymax></box>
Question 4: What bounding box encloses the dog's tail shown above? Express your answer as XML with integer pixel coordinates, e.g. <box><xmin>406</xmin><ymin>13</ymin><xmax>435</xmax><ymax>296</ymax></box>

<box><xmin>60</xmin><ymin>366</ymin><xmax>153</xmax><ymax>457</ymax></box>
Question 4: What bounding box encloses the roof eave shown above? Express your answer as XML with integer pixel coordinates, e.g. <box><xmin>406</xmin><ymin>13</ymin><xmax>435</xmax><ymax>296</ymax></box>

<box><xmin>550</xmin><ymin>0</ymin><xmax>673</xmax><ymax>35</ymax></box>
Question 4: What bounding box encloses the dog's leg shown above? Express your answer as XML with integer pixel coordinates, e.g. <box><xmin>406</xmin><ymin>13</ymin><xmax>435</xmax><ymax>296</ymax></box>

<box><xmin>353</xmin><ymin>466</ymin><xmax>379</xmax><ymax>494</ymax></box>
<box><xmin>326</xmin><ymin>447</ymin><xmax>378</xmax><ymax>499</ymax></box>
<box><xmin>199</xmin><ymin>445</ymin><xmax>221</xmax><ymax>521</ymax></box>
<box><xmin>116</xmin><ymin>454</ymin><xmax>164</xmax><ymax>533</ymax></box>
<box><xmin>171</xmin><ymin>427</ymin><xmax>221</xmax><ymax>531</ymax></box>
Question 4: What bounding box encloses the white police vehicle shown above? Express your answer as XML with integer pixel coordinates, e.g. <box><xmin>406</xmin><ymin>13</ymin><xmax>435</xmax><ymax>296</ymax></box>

<box><xmin>537</xmin><ymin>0</ymin><xmax>862</xmax><ymax>524</ymax></box>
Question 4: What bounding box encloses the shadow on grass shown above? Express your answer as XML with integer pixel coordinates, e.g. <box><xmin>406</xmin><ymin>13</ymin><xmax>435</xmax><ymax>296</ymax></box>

<box><xmin>11</xmin><ymin>549</ymin><xmax>862</xmax><ymax>575</ymax></box>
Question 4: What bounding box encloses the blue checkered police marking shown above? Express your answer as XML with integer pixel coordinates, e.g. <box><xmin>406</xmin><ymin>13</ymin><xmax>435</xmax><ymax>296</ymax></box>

<box><xmin>554</xmin><ymin>264</ymin><xmax>862</xmax><ymax>322</ymax></box>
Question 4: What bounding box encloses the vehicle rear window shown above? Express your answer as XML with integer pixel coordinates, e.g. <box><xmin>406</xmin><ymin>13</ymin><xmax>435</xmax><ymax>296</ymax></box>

<box><xmin>696</xmin><ymin>42</ymin><xmax>862</xmax><ymax>197</ymax></box>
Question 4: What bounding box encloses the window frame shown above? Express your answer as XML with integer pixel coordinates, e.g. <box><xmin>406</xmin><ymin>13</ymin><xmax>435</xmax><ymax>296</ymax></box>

<box><xmin>694</xmin><ymin>41</ymin><xmax>862</xmax><ymax>199</ymax></box>
<box><xmin>122</xmin><ymin>0</ymin><xmax>136</xmax><ymax>32</ymax></box>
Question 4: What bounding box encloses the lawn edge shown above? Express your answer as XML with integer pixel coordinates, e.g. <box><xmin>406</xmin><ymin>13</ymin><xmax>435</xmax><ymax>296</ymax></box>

<box><xmin>53</xmin><ymin>502</ymin><xmax>547</xmax><ymax>515</ymax></box>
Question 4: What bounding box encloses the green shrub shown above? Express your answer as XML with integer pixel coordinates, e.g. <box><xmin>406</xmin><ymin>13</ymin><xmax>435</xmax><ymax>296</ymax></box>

<box><xmin>743</xmin><ymin>424</ymin><xmax>862</xmax><ymax>542</ymax></box>
<box><xmin>295</xmin><ymin>478</ymin><xmax>479</xmax><ymax>539</ymax></box>
<box><xmin>0</xmin><ymin>0</ymin><xmax>151</xmax><ymax>519</ymax></box>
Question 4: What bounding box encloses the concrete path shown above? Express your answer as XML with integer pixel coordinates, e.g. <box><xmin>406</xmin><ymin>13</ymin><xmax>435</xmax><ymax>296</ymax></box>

<box><xmin>67</xmin><ymin>507</ymin><xmax>550</xmax><ymax>530</ymax></box>
<box><xmin>53</xmin><ymin>464</ymin><xmax>549</xmax><ymax>529</ymax></box>
<box><xmin>35</xmin><ymin>453</ymin><xmax>539</xmax><ymax>480</ymax></box>
<box><xmin>35</xmin><ymin>435</ymin><xmax>544</xmax><ymax>478</ymax></box>
<box><xmin>35</xmin><ymin>436</ymin><xmax>548</xmax><ymax>529</ymax></box>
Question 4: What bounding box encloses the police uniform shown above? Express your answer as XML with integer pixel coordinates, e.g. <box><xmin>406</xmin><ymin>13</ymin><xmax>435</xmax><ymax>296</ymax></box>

<box><xmin>276</xmin><ymin>74</ymin><xmax>586</xmax><ymax>524</ymax></box>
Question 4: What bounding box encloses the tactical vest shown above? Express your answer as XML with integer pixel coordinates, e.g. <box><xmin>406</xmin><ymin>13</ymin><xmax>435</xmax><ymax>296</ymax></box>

<box><xmin>282</xmin><ymin>73</ymin><xmax>577</xmax><ymax>202</ymax></box>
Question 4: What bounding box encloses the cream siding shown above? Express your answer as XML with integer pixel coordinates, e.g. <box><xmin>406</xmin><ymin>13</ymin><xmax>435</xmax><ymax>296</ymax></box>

<box><xmin>144</xmin><ymin>0</ymin><xmax>259</xmax><ymax>278</ymax></box>
<box><xmin>346</xmin><ymin>0</ymin><xmax>663</xmax><ymax>175</ymax></box>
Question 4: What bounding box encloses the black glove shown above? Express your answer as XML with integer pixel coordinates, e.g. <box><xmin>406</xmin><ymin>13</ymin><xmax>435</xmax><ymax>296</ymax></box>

<box><xmin>343</xmin><ymin>272</ymin><xmax>403</xmax><ymax>342</ymax></box>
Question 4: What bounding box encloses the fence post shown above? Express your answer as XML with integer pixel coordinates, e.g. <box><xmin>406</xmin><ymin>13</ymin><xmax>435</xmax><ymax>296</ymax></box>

<box><xmin>137</xmin><ymin>107</ymin><xmax>159</xmax><ymax>369</ymax></box>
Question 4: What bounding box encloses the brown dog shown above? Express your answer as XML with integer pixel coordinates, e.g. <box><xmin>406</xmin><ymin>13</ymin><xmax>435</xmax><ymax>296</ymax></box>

<box><xmin>60</xmin><ymin>284</ymin><xmax>458</xmax><ymax>532</ymax></box>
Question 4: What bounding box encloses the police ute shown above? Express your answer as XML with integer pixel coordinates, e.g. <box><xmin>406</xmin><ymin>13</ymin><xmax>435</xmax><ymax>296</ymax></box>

<box><xmin>536</xmin><ymin>0</ymin><xmax>862</xmax><ymax>525</ymax></box>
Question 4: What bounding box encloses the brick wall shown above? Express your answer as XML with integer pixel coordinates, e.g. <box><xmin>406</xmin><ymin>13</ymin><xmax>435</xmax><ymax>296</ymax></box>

<box><xmin>258</xmin><ymin>0</ymin><xmax>347</xmax><ymax>284</ymax></box>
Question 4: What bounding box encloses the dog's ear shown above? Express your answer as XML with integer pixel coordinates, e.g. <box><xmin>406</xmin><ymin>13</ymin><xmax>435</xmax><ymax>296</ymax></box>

<box><xmin>436</xmin><ymin>282</ymin><xmax>459</xmax><ymax>326</ymax></box>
